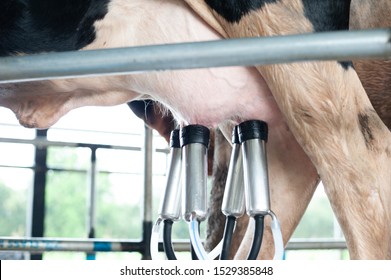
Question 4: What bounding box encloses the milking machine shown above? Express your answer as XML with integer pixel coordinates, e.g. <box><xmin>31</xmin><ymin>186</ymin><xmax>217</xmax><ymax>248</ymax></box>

<box><xmin>181</xmin><ymin>124</ymin><xmax>210</xmax><ymax>260</ymax></box>
<box><xmin>237</xmin><ymin>120</ymin><xmax>284</xmax><ymax>260</ymax></box>
<box><xmin>150</xmin><ymin>121</ymin><xmax>284</xmax><ymax>260</ymax></box>
<box><xmin>151</xmin><ymin>129</ymin><xmax>182</xmax><ymax>260</ymax></box>
<box><xmin>219</xmin><ymin>126</ymin><xmax>245</xmax><ymax>260</ymax></box>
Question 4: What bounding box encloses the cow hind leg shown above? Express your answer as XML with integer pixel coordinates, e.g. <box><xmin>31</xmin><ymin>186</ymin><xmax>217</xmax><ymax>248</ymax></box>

<box><xmin>350</xmin><ymin>0</ymin><xmax>391</xmax><ymax>257</ymax></box>
<box><xmin>238</xmin><ymin>13</ymin><xmax>391</xmax><ymax>260</ymax></box>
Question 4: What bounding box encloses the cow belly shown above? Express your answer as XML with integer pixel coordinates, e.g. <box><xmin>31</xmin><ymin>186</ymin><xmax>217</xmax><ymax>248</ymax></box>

<box><xmin>123</xmin><ymin>67</ymin><xmax>280</xmax><ymax>128</ymax></box>
<box><xmin>88</xmin><ymin>0</ymin><xmax>281</xmax><ymax>128</ymax></box>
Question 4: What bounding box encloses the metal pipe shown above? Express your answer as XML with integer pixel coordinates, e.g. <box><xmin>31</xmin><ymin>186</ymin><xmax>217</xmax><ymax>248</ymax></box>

<box><xmin>286</xmin><ymin>239</ymin><xmax>347</xmax><ymax>250</ymax></box>
<box><xmin>87</xmin><ymin>148</ymin><xmax>97</xmax><ymax>238</ymax></box>
<box><xmin>28</xmin><ymin>129</ymin><xmax>48</xmax><ymax>260</ymax></box>
<box><xmin>0</xmin><ymin>237</ymin><xmax>347</xmax><ymax>252</ymax></box>
<box><xmin>0</xmin><ymin>238</ymin><xmax>144</xmax><ymax>253</ymax></box>
<box><xmin>0</xmin><ymin>29</ymin><xmax>390</xmax><ymax>83</ymax></box>
<box><xmin>0</xmin><ymin>237</ymin><xmax>192</xmax><ymax>253</ymax></box>
<box><xmin>143</xmin><ymin>125</ymin><xmax>153</xmax><ymax>225</ymax></box>
<box><xmin>0</xmin><ymin>137</ymin><xmax>170</xmax><ymax>156</ymax></box>
<box><xmin>142</xmin><ymin>125</ymin><xmax>153</xmax><ymax>259</ymax></box>
<box><xmin>0</xmin><ymin>137</ymin><xmax>152</xmax><ymax>152</ymax></box>
<box><xmin>86</xmin><ymin>148</ymin><xmax>97</xmax><ymax>260</ymax></box>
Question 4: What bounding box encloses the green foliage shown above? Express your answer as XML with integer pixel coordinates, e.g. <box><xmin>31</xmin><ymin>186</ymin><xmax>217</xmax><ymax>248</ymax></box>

<box><xmin>172</xmin><ymin>220</ymin><xmax>190</xmax><ymax>239</ymax></box>
<box><xmin>44</xmin><ymin>171</ymin><xmax>88</xmax><ymax>237</ymax></box>
<box><xmin>45</xmin><ymin>172</ymin><xmax>143</xmax><ymax>239</ymax></box>
<box><xmin>0</xmin><ymin>182</ymin><xmax>27</xmax><ymax>236</ymax></box>
<box><xmin>47</xmin><ymin>147</ymin><xmax>90</xmax><ymax>170</ymax></box>
<box><xmin>95</xmin><ymin>173</ymin><xmax>141</xmax><ymax>239</ymax></box>
<box><xmin>44</xmin><ymin>146</ymin><xmax>144</xmax><ymax>239</ymax></box>
<box><xmin>292</xmin><ymin>195</ymin><xmax>335</xmax><ymax>238</ymax></box>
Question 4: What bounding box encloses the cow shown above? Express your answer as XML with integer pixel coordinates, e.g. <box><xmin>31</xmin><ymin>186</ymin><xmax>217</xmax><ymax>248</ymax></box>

<box><xmin>0</xmin><ymin>0</ymin><xmax>390</xmax><ymax>259</ymax></box>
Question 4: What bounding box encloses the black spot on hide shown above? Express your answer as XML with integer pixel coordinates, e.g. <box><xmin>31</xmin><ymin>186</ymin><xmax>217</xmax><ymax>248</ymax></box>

<box><xmin>301</xmin><ymin>0</ymin><xmax>353</xmax><ymax>70</ymax></box>
<box><xmin>339</xmin><ymin>61</ymin><xmax>354</xmax><ymax>70</ymax></box>
<box><xmin>204</xmin><ymin>0</ymin><xmax>278</xmax><ymax>23</ymax></box>
<box><xmin>204</xmin><ymin>0</ymin><xmax>354</xmax><ymax>70</ymax></box>
<box><xmin>0</xmin><ymin>0</ymin><xmax>110</xmax><ymax>56</ymax></box>
<box><xmin>301</xmin><ymin>0</ymin><xmax>351</xmax><ymax>32</ymax></box>
<box><xmin>358</xmin><ymin>113</ymin><xmax>375</xmax><ymax>148</ymax></box>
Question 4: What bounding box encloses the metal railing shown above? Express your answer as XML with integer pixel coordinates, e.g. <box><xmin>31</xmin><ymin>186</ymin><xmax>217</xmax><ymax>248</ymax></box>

<box><xmin>0</xmin><ymin>127</ymin><xmax>167</xmax><ymax>259</ymax></box>
<box><xmin>0</xmin><ymin>29</ymin><xmax>390</xmax><ymax>83</ymax></box>
<box><xmin>0</xmin><ymin>237</ymin><xmax>347</xmax><ymax>253</ymax></box>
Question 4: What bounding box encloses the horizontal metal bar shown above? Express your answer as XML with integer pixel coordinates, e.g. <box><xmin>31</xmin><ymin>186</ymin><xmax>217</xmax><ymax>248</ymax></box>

<box><xmin>286</xmin><ymin>239</ymin><xmax>347</xmax><ymax>250</ymax></box>
<box><xmin>0</xmin><ymin>165</ymin><xmax>161</xmax><ymax>177</ymax></box>
<box><xmin>0</xmin><ymin>137</ymin><xmax>169</xmax><ymax>154</ymax></box>
<box><xmin>0</xmin><ymin>29</ymin><xmax>390</xmax><ymax>83</ymax></box>
<box><xmin>0</xmin><ymin>237</ymin><xmax>190</xmax><ymax>253</ymax></box>
<box><xmin>0</xmin><ymin>137</ymin><xmax>130</xmax><ymax>150</ymax></box>
<box><xmin>0</xmin><ymin>237</ymin><xmax>144</xmax><ymax>253</ymax></box>
<box><xmin>0</xmin><ymin>237</ymin><xmax>346</xmax><ymax>253</ymax></box>
<box><xmin>0</xmin><ymin>123</ymin><xmax>141</xmax><ymax>137</ymax></box>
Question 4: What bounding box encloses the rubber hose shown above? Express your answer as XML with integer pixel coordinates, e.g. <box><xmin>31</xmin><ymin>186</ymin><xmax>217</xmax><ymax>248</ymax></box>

<box><xmin>220</xmin><ymin>216</ymin><xmax>236</xmax><ymax>260</ymax></box>
<box><xmin>247</xmin><ymin>215</ymin><xmax>265</xmax><ymax>260</ymax></box>
<box><xmin>163</xmin><ymin>219</ymin><xmax>177</xmax><ymax>260</ymax></box>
